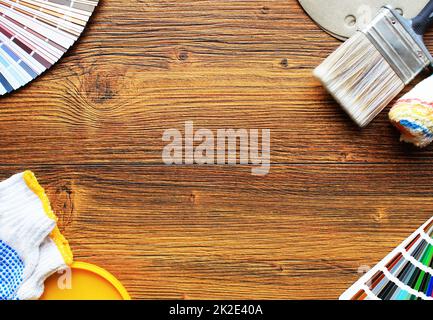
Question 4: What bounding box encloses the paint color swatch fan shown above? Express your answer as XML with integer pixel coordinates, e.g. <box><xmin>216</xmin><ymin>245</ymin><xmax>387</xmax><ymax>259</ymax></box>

<box><xmin>341</xmin><ymin>217</ymin><xmax>433</xmax><ymax>300</ymax></box>
<box><xmin>0</xmin><ymin>0</ymin><xmax>98</xmax><ymax>95</ymax></box>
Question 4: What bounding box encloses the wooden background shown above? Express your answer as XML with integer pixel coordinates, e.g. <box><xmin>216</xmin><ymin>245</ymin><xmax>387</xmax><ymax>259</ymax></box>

<box><xmin>2</xmin><ymin>0</ymin><xmax>433</xmax><ymax>299</ymax></box>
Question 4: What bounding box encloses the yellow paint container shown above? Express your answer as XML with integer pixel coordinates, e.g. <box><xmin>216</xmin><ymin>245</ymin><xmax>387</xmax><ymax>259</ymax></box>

<box><xmin>40</xmin><ymin>262</ymin><xmax>131</xmax><ymax>300</ymax></box>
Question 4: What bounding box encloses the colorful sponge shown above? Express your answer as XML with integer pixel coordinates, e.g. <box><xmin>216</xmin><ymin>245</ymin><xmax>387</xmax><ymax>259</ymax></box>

<box><xmin>389</xmin><ymin>76</ymin><xmax>433</xmax><ymax>148</ymax></box>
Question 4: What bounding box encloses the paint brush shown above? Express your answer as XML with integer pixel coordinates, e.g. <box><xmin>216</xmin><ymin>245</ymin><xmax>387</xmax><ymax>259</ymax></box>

<box><xmin>314</xmin><ymin>2</ymin><xmax>433</xmax><ymax>127</ymax></box>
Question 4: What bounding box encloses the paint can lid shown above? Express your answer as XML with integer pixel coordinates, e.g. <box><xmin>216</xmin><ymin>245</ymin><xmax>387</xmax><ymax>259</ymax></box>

<box><xmin>40</xmin><ymin>261</ymin><xmax>131</xmax><ymax>300</ymax></box>
<box><xmin>299</xmin><ymin>0</ymin><xmax>429</xmax><ymax>40</ymax></box>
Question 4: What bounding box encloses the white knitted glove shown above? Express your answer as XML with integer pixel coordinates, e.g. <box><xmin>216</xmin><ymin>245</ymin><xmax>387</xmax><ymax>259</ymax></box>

<box><xmin>0</xmin><ymin>171</ymin><xmax>73</xmax><ymax>300</ymax></box>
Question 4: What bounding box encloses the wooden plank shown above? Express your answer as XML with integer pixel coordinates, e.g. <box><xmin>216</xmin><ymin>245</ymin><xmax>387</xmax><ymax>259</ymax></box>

<box><xmin>1</xmin><ymin>0</ymin><xmax>433</xmax><ymax>166</ymax></box>
<box><xmin>0</xmin><ymin>164</ymin><xmax>428</xmax><ymax>299</ymax></box>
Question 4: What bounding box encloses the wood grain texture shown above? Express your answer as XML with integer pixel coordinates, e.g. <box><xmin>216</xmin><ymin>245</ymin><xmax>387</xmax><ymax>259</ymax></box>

<box><xmin>1</xmin><ymin>0</ymin><xmax>433</xmax><ymax>299</ymax></box>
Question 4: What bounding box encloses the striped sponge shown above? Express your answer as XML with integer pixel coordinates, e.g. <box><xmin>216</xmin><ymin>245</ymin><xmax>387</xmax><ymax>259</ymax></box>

<box><xmin>389</xmin><ymin>75</ymin><xmax>433</xmax><ymax>148</ymax></box>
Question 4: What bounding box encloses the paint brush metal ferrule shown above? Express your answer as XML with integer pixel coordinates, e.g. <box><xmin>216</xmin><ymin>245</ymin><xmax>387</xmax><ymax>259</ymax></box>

<box><xmin>314</xmin><ymin>1</ymin><xmax>433</xmax><ymax>128</ymax></box>
<box><xmin>363</xmin><ymin>6</ymin><xmax>433</xmax><ymax>85</ymax></box>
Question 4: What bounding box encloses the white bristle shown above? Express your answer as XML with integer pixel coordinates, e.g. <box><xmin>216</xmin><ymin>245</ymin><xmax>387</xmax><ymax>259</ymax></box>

<box><xmin>314</xmin><ymin>32</ymin><xmax>405</xmax><ymax>127</ymax></box>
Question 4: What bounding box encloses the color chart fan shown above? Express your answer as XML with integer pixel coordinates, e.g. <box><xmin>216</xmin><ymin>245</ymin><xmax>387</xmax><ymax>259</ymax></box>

<box><xmin>0</xmin><ymin>0</ymin><xmax>99</xmax><ymax>95</ymax></box>
<box><xmin>341</xmin><ymin>217</ymin><xmax>433</xmax><ymax>300</ymax></box>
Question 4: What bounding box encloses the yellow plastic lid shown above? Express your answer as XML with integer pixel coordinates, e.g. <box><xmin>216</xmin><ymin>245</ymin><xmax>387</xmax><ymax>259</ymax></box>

<box><xmin>40</xmin><ymin>261</ymin><xmax>131</xmax><ymax>300</ymax></box>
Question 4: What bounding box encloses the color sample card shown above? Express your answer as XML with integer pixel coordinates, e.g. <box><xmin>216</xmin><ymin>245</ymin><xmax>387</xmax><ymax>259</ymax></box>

<box><xmin>0</xmin><ymin>0</ymin><xmax>98</xmax><ymax>95</ymax></box>
<box><xmin>341</xmin><ymin>217</ymin><xmax>433</xmax><ymax>300</ymax></box>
